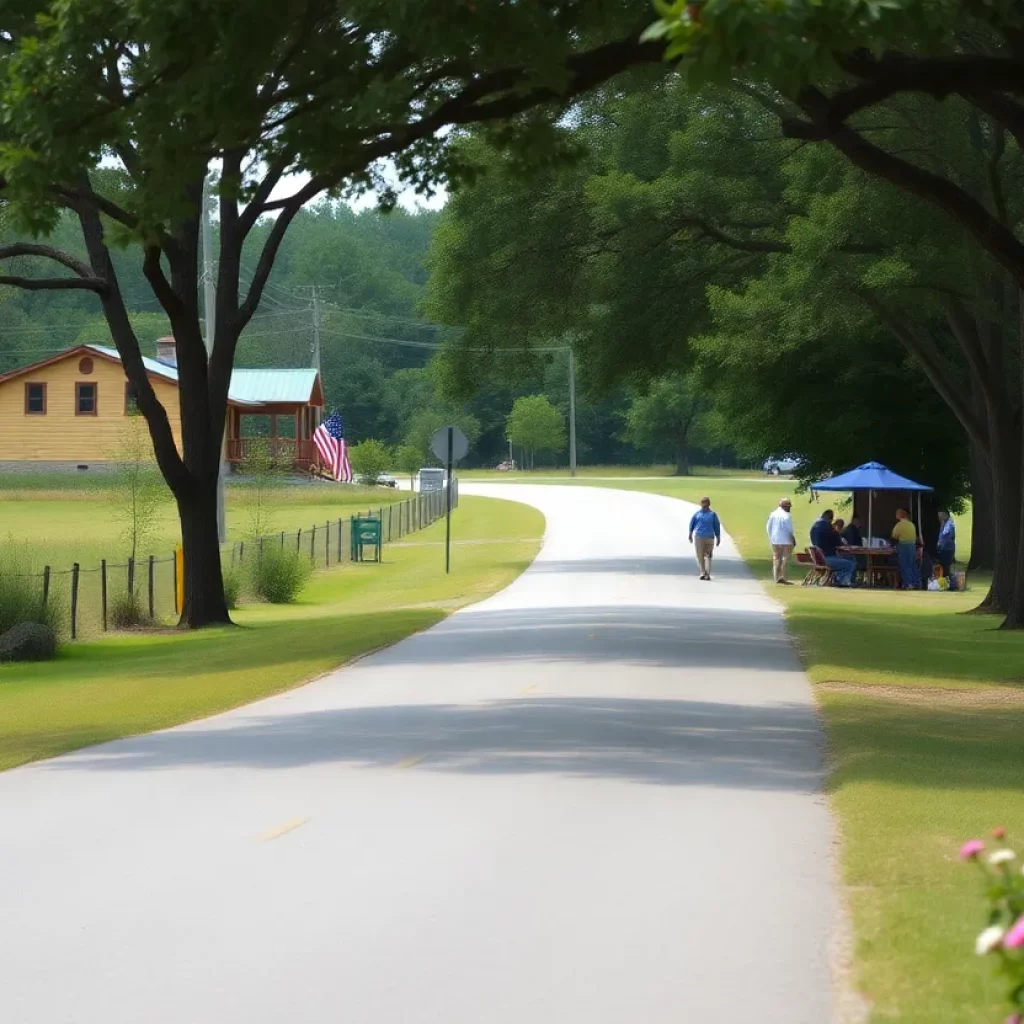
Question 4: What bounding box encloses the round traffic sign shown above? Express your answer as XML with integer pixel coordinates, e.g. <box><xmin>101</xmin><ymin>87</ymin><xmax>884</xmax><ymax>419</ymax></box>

<box><xmin>431</xmin><ymin>425</ymin><xmax>469</xmax><ymax>464</ymax></box>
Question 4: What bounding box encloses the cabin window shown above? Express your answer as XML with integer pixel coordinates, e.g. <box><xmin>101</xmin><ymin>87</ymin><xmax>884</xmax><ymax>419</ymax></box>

<box><xmin>125</xmin><ymin>382</ymin><xmax>139</xmax><ymax>415</ymax></box>
<box><xmin>76</xmin><ymin>382</ymin><xmax>97</xmax><ymax>416</ymax></box>
<box><xmin>25</xmin><ymin>382</ymin><xmax>46</xmax><ymax>415</ymax></box>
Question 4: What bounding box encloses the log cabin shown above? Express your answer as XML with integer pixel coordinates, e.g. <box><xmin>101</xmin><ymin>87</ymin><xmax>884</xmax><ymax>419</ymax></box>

<box><xmin>0</xmin><ymin>339</ymin><xmax>324</xmax><ymax>472</ymax></box>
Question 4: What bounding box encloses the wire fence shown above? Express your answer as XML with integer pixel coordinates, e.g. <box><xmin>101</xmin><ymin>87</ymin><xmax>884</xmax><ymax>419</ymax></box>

<box><xmin>6</xmin><ymin>484</ymin><xmax>458</xmax><ymax>641</ymax></box>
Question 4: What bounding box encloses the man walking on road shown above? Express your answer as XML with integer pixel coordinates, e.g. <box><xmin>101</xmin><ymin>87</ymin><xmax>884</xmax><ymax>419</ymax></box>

<box><xmin>766</xmin><ymin>498</ymin><xmax>796</xmax><ymax>585</ymax></box>
<box><xmin>688</xmin><ymin>496</ymin><xmax>721</xmax><ymax>580</ymax></box>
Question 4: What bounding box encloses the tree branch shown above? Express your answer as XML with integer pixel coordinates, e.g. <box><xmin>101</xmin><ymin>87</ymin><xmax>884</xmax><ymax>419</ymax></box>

<box><xmin>783</xmin><ymin>53</ymin><xmax>1024</xmax><ymax>140</ymax></box>
<box><xmin>788</xmin><ymin>90</ymin><xmax>1024</xmax><ymax>288</ymax></box>
<box><xmin>0</xmin><ymin>242</ymin><xmax>98</xmax><ymax>278</ymax></box>
<box><xmin>854</xmin><ymin>287</ymin><xmax>988</xmax><ymax>446</ymax></box>
<box><xmin>0</xmin><ymin>274</ymin><xmax>107</xmax><ymax>291</ymax></box>
<box><xmin>235</xmin><ymin>174</ymin><xmax>330</xmax><ymax>328</ymax></box>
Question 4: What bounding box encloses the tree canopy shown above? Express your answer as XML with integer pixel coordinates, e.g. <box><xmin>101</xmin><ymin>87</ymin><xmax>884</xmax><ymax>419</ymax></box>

<box><xmin>0</xmin><ymin>0</ymin><xmax>666</xmax><ymax>626</ymax></box>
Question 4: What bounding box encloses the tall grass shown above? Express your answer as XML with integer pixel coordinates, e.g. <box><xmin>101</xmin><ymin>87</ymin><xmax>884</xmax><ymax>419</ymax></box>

<box><xmin>0</xmin><ymin>546</ymin><xmax>65</xmax><ymax>637</ymax></box>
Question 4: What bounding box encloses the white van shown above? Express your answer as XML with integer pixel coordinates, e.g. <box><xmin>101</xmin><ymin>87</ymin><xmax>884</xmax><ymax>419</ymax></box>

<box><xmin>418</xmin><ymin>467</ymin><xmax>445</xmax><ymax>492</ymax></box>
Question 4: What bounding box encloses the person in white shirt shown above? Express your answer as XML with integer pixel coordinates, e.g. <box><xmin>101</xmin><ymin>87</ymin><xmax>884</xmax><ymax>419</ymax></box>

<box><xmin>766</xmin><ymin>498</ymin><xmax>797</xmax><ymax>585</ymax></box>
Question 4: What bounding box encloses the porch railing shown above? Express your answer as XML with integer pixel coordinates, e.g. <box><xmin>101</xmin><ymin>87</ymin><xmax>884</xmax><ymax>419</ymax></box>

<box><xmin>227</xmin><ymin>437</ymin><xmax>316</xmax><ymax>467</ymax></box>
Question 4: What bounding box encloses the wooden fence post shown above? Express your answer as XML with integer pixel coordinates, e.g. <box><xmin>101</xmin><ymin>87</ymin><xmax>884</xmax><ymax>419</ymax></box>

<box><xmin>71</xmin><ymin>563</ymin><xmax>80</xmax><ymax>640</ymax></box>
<box><xmin>297</xmin><ymin>528</ymin><xmax>302</xmax><ymax>553</ymax></box>
<box><xmin>101</xmin><ymin>559</ymin><xmax>108</xmax><ymax>631</ymax></box>
<box><xmin>337</xmin><ymin>518</ymin><xmax>343</xmax><ymax>562</ymax></box>
<box><xmin>239</xmin><ymin>540</ymin><xmax>245</xmax><ymax>564</ymax></box>
<box><xmin>280</xmin><ymin>531</ymin><xmax>285</xmax><ymax>551</ymax></box>
<box><xmin>325</xmin><ymin>522</ymin><xmax>330</xmax><ymax>567</ymax></box>
<box><xmin>311</xmin><ymin>524</ymin><xmax>317</xmax><ymax>560</ymax></box>
<box><xmin>42</xmin><ymin>566</ymin><xmax>51</xmax><ymax>609</ymax></box>
<box><xmin>127</xmin><ymin>556</ymin><xmax>135</xmax><ymax>596</ymax></box>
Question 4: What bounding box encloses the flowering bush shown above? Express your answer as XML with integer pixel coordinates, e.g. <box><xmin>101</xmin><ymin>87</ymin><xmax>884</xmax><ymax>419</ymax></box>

<box><xmin>961</xmin><ymin>828</ymin><xmax>1024</xmax><ymax>1021</ymax></box>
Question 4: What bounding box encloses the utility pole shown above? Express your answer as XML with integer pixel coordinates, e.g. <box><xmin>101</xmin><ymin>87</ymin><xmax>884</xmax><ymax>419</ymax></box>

<box><xmin>202</xmin><ymin>172</ymin><xmax>227</xmax><ymax>544</ymax></box>
<box><xmin>311</xmin><ymin>285</ymin><xmax>323</xmax><ymax>429</ymax></box>
<box><xmin>568</xmin><ymin>345</ymin><xmax>577</xmax><ymax>478</ymax></box>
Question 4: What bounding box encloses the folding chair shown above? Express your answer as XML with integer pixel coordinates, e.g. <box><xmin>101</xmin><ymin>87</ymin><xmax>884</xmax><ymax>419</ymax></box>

<box><xmin>807</xmin><ymin>546</ymin><xmax>835</xmax><ymax>587</ymax></box>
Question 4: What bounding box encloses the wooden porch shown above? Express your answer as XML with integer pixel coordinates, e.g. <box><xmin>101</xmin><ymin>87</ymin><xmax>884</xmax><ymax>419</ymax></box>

<box><xmin>226</xmin><ymin>404</ymin><xmax>320</xmax><ymax>472</ymax></box>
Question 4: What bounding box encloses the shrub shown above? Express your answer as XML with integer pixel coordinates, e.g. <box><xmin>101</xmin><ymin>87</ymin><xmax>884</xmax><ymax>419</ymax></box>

<box><xmin>349</xmin><ymin>439</ymin><xmax>392</xmax><ymax>485</ymax></box>
<box><xmin>109</xmin><ymin>591</ymin><xmax>150</xmax><ymax>629</ymax></box>
<box><xmin>222</xmin><ymin>565</ymin><xmax>242</xmax><ymax>610</ymax></box>
<box><xmin>959</xmin><ymin>828</ymin><xmax>1024</xmax><ymax>1019</ymax></box>
<box><xmin>0</xmin><ymin>548</ymin><xmax>64</xmax><ymax>639</ymax></box>
<box><xmin>247</xmin><ymin>546</ymin><xmax>311</xmax><ymax>604</ymax></box>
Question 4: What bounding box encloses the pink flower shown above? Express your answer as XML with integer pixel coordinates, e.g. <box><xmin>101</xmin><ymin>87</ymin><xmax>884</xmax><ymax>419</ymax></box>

<box><xmin>960</xmin><ymin>839</ymin><xmax>985</xmax><ymax>860</ymax></box>
<box><xmin>1005</xmin><ymin>916</ymin><xmax>1024</xmax><ymax>950</ymax></box>
<box><xmin>1005</xmin><ymin>1015</ymin><xmax>1021</xmax><ymax>1024</ymax></box>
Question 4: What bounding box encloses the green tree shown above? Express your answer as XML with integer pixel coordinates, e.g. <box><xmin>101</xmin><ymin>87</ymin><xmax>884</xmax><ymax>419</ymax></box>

<box><xmin>507</xmin><ymin>396</ymin><xmax>566</xmax><ymax>469</ymax></box>
<box><xmin>348</xmin><ymin>439</ymin><xmax>392</xmax><ymax>485</ymax></box>
<box><xmin>0</xmin><ymin>2</ymin><xmax>662</xmax><ymax>627</ymax></box>
<box><xmin>647</xmin><ymin>2</ymin><xmax>1024</xmax><ymax>625</ymax></box>
<box><xmin>404</xmin><ymin>409</ymin><xmax>481</xmax><ymax>462</ymax></box>
<box><xmin>238</xmin><ymin>437</ymin><xmax>284</xmax><ymax>540</ymax></box>
<box><xmin>394</xmin><ymin>444</ymin><xmax>424</xmax><ymax>488</ymax></box>
<box><xmin>109</xmin><ymin>415</ymin><xmax>168</xmax><ymax>579</ymax></box>
<box><xmin>622</xmin><ymin>372</ymin><xmax>712</xmax><ymax>476</ymax></box>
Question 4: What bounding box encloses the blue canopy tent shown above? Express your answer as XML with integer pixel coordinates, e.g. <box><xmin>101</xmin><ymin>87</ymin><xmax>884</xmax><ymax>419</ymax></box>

<box><xmin>810</xmin><ymin>461</ymin><xmax>933</xmax><ymax>547</ymax></box>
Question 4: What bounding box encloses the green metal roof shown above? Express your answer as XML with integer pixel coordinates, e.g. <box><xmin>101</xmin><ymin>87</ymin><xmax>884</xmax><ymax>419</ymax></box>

<box><xmin>88</xmin><ymin>346</ymin><xmax>318</xmax><ymax>406</ymax></box>
<box><xmin>227</xmin><ymin>369</ymin><xmax>319</xmax><ymax>405</ymax></box>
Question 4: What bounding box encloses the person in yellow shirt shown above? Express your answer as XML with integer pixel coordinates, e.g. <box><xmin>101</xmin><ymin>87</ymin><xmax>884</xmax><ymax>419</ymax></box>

<box><xmin>892</xmin><ymin>509</ymin><xmax>919</xmax><ymax>589</ymax></box>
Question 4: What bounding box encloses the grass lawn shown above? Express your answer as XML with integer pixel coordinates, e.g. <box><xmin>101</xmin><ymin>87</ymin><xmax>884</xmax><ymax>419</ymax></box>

<box><xmin>525</xmin><ymin>476</ymin><xmax>1020</xmax><ymax>1023</ymax></box>
<box><xmin>0</xmin><ymin>475</ymin><xmax>406</xmax><ymax>570</ymax></box>
<box><xmin>0</xmin><ymin>495</ymin><xmax>544</xmax><ymax>773</ymax></box>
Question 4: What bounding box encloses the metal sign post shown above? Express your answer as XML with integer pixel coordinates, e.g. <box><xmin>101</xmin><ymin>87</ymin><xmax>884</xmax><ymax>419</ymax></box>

<box><xmin>445</xmin><ymin>427</ymin><xmax>453</xmax><ymax>574</ymax></box>
<box><xmin>430</xmin><ymin>425</ymin><xmax>469</xmax><ymax>575</ymax></box>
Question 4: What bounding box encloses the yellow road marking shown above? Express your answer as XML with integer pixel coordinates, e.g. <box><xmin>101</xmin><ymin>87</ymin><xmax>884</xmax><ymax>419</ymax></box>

<box><xmin>259</xmin><ymin>817</ymin><xmax>310</xmax><ymax>843</ymax></box>
<box><xmin>394</xmin><ymin>754</ymin><xmax>426</xmax><ymax>769</ymax></box>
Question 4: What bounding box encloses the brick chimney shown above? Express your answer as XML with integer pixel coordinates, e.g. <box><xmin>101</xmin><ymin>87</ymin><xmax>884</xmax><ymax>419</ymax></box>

<box><xmin>155</xmin><ymin>337</ymin><xmax>177</xmax><ymax>368</ymax></box>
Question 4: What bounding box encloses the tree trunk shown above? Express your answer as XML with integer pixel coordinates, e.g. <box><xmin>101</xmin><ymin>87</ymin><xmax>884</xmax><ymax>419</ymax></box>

<box><xmin>673</xmin><ymin>429</ymin><xmax>691</xmax><ymax>476</ymax></box>
<box><xmin>177</xmin><ymin>483</ymin><xmax>231</xmax><ymax>628</ymax></box>
<box><xmin>979</xmin><ymin>421</ymin><xmax>1021</xmax><ymax>617</ymax></box>
<box><xmin>968</xmin><ymin>439</ymin><xmax>995</xmax><ymax>570</ymax></box>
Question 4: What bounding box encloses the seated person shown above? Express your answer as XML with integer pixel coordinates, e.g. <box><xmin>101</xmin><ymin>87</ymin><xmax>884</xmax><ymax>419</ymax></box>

<box><xmin>840</xmin><ymin>514</ymin><xmax>866</xmax><ymax>573</ymax></box>
<box><xmin>810</xmin><ymin>509</ymin><xmax>857</xmax><ymax>587</ymax></box>
<box><xmin>841</xmin><ymin>515</ymin><xmax>863</xmax><ymax>547</ymax></box>
<box><xmin>834</xmin><ymin>518</ymin><xmax>846</xmax><ymax>535</ymax></box>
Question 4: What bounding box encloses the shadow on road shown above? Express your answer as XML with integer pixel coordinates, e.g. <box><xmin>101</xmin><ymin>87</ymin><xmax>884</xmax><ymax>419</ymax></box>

<box><xmin>527</xmin><ymin>556</ymin><xmax>752</xmax><ymax>580</ymax></box>
<box><xmin>52</xmin><ymin>696</ymin><xmax>824</xmax><ymax>792</ymax></box>
<box><xmin>369</xmin><ymin>604</ymin><xmax>798</xmax><ymax>672</ymax></box>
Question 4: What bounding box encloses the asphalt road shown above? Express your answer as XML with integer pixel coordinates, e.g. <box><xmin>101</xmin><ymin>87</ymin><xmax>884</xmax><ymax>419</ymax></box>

<box><xmin>0</xmin><ymin>484</ymin><xmax>836</xmax><ymax>1023</ymax></box>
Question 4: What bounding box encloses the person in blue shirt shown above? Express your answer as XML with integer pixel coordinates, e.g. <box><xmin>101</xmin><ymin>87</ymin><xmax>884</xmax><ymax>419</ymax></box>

<box><xmin>810</xmin><ymin>509</ymin><xmax>857</xmax><ymax>587</ymax></box>
<box><xmin>936</xmin><ymin>509</ymin><xmax>956</xmax><ymax>583</ymax></box>
<box><xmin>688</xmin><ymin>496</ymin><xmax>722</xmax><ymax>580</ymax></box>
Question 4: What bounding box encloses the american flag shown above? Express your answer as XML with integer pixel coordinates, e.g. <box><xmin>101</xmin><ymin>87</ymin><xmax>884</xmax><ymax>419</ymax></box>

<box><xmin>313</xmin><ymin>412</ymin><xmax>352</xmax><ymax>482</ymax></box>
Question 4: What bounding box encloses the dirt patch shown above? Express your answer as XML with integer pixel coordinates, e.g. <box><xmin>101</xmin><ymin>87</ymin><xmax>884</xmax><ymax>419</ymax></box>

<box><xmin>818</xmin><ymin>682</ymin><xmax>1024</xmax><ymax>707</ymax></box>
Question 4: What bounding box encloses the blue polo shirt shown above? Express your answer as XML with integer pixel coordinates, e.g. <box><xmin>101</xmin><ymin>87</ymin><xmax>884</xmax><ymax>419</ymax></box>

<box><xmin>689</xmin><ymin>508</ymin><xmax>721</xmax><ymax>541</ymax></box>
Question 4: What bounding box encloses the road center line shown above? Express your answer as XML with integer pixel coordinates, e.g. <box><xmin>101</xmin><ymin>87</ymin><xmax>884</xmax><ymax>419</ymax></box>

<box><xmin>258</xmin><ymin>817</ymin><xmax>310</xmax><ymax>843</ymax></box>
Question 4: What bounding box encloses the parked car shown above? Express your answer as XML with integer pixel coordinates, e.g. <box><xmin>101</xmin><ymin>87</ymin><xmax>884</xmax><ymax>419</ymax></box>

<box><xmin>496</xmin><ymin>460</ymin><xmax>517</xmax><ymax>472</ymax></box>
<box><xmin>763</xmin><ymin>456</ymin><xmax>800</xmax><ymax>476</ymax></box>
<box><xmin>358</xmin><ymin>473</ymin><xmax>397</xmax><ymax>487</ymax></box>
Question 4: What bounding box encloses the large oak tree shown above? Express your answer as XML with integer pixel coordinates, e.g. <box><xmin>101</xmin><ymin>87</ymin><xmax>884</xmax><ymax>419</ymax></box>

<box><xmin>0</xmin><ymin>0</ymin><xmax>661</xmax><ymax>626</ymax></box>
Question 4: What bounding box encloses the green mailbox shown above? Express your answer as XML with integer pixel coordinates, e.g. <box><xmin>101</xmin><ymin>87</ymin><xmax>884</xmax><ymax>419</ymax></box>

<box><xmin>351</xmin><ymin>515</ymin><xmax>382</xmax><ymax>563</ymax></box>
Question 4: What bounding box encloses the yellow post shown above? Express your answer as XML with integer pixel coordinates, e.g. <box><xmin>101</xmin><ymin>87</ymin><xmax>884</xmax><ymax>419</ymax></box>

<box><xmin>175</xmin><ymin>546</ymin><xmax>185</xmax><ymax>615</ymax></box>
